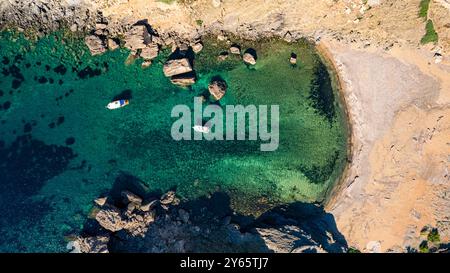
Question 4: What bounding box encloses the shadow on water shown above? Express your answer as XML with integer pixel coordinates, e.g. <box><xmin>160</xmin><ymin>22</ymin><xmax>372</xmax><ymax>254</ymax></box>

<box><xmin>90</xmin><ymin>174</ymin><xmax>347</xmax><ymax>253</ymax></box>
<box><xmin>112</xmin><ymin>89</ymin><xmax>132</xmax><ymax>101</ymax></box>
<box><xmin>0</xmin><ymin>134</ymin><xmax>76</xmax><ymax>251</ymax></box>
<box><xmin>308</xmin><ymin>61</ymin><xmax>336</xmax><ymax>124</ymax></box>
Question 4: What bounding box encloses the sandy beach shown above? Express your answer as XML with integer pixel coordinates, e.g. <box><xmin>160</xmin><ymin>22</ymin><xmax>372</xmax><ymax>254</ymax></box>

<box><xmin>322</xmin><ymin>39</ymin><xmax>450</xmax><ymax>252</ymax></box>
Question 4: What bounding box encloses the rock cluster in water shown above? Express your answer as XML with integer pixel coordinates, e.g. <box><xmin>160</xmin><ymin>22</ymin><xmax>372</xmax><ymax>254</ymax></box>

<box><xmin>82</xmin><ymin>20</ymin><xmax>263</xmax><ymax>88</ymax></box>
<box><xmin>67</xmin><ymin>187</ymin><xmax>348</xmax><ymax>253</ymax></box>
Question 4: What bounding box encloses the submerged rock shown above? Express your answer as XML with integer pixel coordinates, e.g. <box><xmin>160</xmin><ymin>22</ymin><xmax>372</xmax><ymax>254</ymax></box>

<box><xmin>290</xmin><ymin>53</ymin><xmax>297</xmax><ymax>65</ymax></box>
<box><xmin>94</xmin><ymin>197</ymin><xmax>108</xmax><ymax>207</ymax></box>
<box><xmin>217</xmin><ymin>52</ymin><xmax>229</xmax><ymax>61</ymax></box>
<box><xmin>124</xmin><ymin>25</ymin><xmax>151</xmax><ymax>50</ymax></box>
<box><xmin>163</xmin><ymin>58</ymin><xmax>193</xmax><ymax>77</ymax></box>
<box><xmin>208</xmin><ymin>78</ymin><xmax>228</xmax><ymax>100</ymax></box>
<box><xmin>192</xmin><ymin>42</ymin><xmax>203</xmax><ymax>53</ymax></box>
<box><xmin>243</xmin><ymin>52</ymin><xmax>256</xmax><ymax>65</ymax></box>
<box><xmin>171</xmin><ymin>72</ymin><xmax>196</xmax><ymax>86</ymax></box>
<box><xmin>141</xmin><ymin>60</ymin><xmax>152</xmax><ymax>68</ymax></box>
<box><xmin>85</xmin><ymin>35</ymin><xmax>106</xmax><ymax>56</ymax></box>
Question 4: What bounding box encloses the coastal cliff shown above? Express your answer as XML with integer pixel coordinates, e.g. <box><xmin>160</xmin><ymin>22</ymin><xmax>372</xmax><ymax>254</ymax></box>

<box><xmin>1</xmin><ymin>0</ymin><xmax>449</xmax><ymax>253</ymax></box>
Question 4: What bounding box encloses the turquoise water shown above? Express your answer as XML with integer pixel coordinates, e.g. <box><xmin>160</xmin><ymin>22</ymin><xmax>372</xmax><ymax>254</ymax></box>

<box><xmin>0</xmin><ymin>31</ymin><xmax>348</xmax><ymax>252</ymax></box>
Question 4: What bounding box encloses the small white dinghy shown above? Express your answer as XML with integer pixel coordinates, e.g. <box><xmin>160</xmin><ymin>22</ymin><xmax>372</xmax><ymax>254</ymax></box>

<box><xmin>193</xmin><ymin>125</ymin><xmax>210</xmax><ymax>133</ymax></box>
<box><xmin>106</xmin><ymin>99</ymin><xmax>129</xmax><ymax>110</ymax></box>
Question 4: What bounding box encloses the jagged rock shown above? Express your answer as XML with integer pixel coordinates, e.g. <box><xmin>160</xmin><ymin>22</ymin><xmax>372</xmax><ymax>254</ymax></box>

<box><xmin>171</xmin><ymin>72</ymin><xmax>196</xmax><ymax>86</ymax></box>
<box><xmin>230</xmin><ymin>45</ymin><xmax>241</xmax><ymax>54</ymax></box>
<box><xmin>127</xmin><ymin>202</ymin><xmax>139</xmax><ymax>213</ymax></box>
<box><xmin>208</xmin><ymin>78</ymin><xmax>228</xmax><ymax>100</ymax></box>
<box><xmin>140</xmin><ymin>199</ymin><xmax>159</xmax><ymax>212</ymax></box>
<box><xmin>124</xmin><ymin>25</ymin><xmax>151</xmax><ymax>50</ymax></box>
<box><xmin>95</xmin><ymin>206</ymin><xmax>126</xmax><ymax>232</ymax></box>
<box><xmin>68</xmin><ymin>236</ymin><xmax>109</xmax><ymax>253</ymax></box>
<box><xmin>94</xmin><ymin>197</ymin><xmax>108</xmax><ymax>207</ymax></box>
<box><xmin>160</xmin><ymin>191</ymin><xmax>176</xmax><ymax>205</ymax></box>
<box><xmin>163</xmin><ymin>59</ymin><xmax>193</xmax><ymax>77</ymax></box>
<box><xmin>140</xmin><ymin>43</ymin><xmax>159</xmax><ymax>60</ymax></box>
<box><xmin>121</xmin><ymin>191</ymin><xmax>142</xmax><ymax>205</ymax></box>
<box><xmin>243</xmin><ymin>52</ymin><xmax>256</xmax><ymax>65</ymax></box>
<box><xmin>107</xmin><ymin>38</ymin><xmax>119</xmax><ymax>51</ymax></box>
<box><xmin>256</xmin><ymin>225</ymin><xmax>324</xmax><ymax>253</ymax></box>
<box><xmin>192</xmin><ymin>42</ymin><xmax>203</xmax><ymax>53</ymax></box>
<box><xmin>122</xmin><ymin>211</ymin><xmax>156</xmax><ymax>237</ymax></box>
<box><xmin>84</xmin><ymin>35</ymin><xmax>106</xmax><ymax>56</ymax></box>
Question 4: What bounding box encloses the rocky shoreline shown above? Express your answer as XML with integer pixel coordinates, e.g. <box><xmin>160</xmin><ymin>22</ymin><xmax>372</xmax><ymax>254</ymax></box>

<box><xmin>2</xmin><ymin>0</ymin><xmax>450</xmax><ymax>253</ymax></box>
<box><xmin>67</xmin><ymin>178</ymin><xmax>348</xmax><ymax>253</ymax></box>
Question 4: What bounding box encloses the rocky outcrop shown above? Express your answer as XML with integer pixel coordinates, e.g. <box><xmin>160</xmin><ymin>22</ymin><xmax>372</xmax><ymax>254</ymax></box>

<box><xmin>107</xmin><ymin>38</ymin><xmax>119</xmax><ymax>51</ymax></box>
<box><xmin>0</xmin><ymin>0</ymin><xmax>98</xmax><ymax>35</ymax></box>
<box><xmin>70</xmin><ymin>181</ymin><xmax>348</xmax><ymax>253</ymax></box>
<box><xmin>290</xmin><ymin>53</ymin><xmax>297</xmax><ymax>65</ymax></box>
<box><xmin>84</xmin><ymin>35</ymin><xmax>107</xmax><ymax>56</ymax></box>
<box><xmin>243</xmin><ymin>52</ymin><xmax>257</xmax><ymax>65</ymax></box>
<box><xmin>192</xmin><ymin>42</ymin><xmax>203</xmax><ymax>53</ymax></box>
<box><xmin>67</xmin><ymin>236</ymin><xmax>109</xmax><ymax>253</ymax></box>
<box><xmin>140</xmin><ymin>44</ymin><xmax>159</xmax><ymax>61</ymax></box>
<box><xmin>95</xmin><ymin>205</ymin><xmax>127</xmax><ymax>232</ymax></box>
<box><xmin>163</xmin><ymin>58</ymin><xmax>193</xmax><ymax>77</ymax></box>
<box><xmin>124</xmin><ymin>25</ymin><xmax>152</xmax><ymax>50</ymax></box>
<box><xmin>208</xmin><ymin>78</ymin><xmax>228</xmax><ymax>100</ymax></box>
<box><xmin>230</xmin><ymin>45</ymin><xmax>241</xmax><ymax>55</ymax></box>
<box><xmin>256</xmin><ymin>226</ymin><xmax>327</xmax><ymax>253</ymax></box>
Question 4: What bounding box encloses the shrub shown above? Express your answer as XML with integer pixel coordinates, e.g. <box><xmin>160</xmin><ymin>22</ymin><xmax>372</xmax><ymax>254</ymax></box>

<box><xmin>427</xmin><ymin>229</ymin><xmax>440</xmax><ymax>243</ymax></box>
<box><xmin>419</xmin><ymin>0</ymin><xmax>431</xmax><ymax>19</ymax></box>
<box><xmin>195</xmin><ymin>19</ymin><xmax>204</xmax><ymax>26</ymax></box>
<box><xmin>419</xmin><ymin>241</ymin><xmax>429</xmax><ymax>253</ymax></box>
<box><xmin>421</xmin><ymin>20</ymin><xmax>438</xmax><ymax>44</ymax></box>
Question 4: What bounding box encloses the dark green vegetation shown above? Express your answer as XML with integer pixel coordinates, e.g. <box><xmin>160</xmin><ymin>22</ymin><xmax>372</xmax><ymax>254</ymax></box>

<box><xmin>421</xmin><ymin>20</ymin><xmax>439</xmax><ymax>44</ymax></box>
<box><xmin>419</xmin><ymin>0</ymin><xmax>431</xmax><ymax>19</ymax></box>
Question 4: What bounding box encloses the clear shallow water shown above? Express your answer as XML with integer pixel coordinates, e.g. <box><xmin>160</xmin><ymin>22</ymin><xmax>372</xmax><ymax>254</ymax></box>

<box><xmin>0</xmin><ymin>31</ymin><xmax>348</xmax><ymax>252</ymax></box>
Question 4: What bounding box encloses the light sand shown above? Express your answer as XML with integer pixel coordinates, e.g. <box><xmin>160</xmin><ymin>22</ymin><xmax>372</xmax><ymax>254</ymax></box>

<box><xmin>323</xmin><ymin>39</ymin><xmax>450</xmax><ymax>252</ymax></box>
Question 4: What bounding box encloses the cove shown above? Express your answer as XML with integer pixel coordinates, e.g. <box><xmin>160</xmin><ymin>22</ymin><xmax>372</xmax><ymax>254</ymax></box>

<box><xmin>171</xmin><ymin>97</ymin><xmax>280</xmax><ymax>151</ymax></box>
<box><xmin>0</xmin><ymin>31</ymin><xmax>348</xmax><ymax>252</ymax></box>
